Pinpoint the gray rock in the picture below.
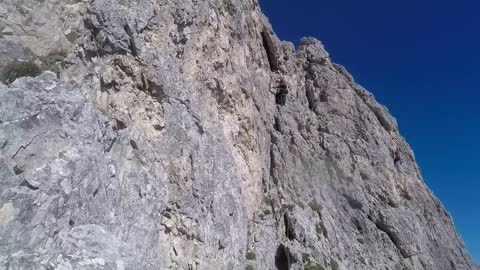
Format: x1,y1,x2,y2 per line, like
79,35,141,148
0,0,87,56
0,0,478,270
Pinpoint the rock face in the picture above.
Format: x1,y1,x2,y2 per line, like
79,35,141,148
0,0,478,270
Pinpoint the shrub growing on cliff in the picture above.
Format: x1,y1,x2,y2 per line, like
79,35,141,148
315,222,327,238
394,264,411,270
13,164,25,175
1,61,42,84
39,50,67,76
308,199,321,212
330,259,339,270
246,251,256,260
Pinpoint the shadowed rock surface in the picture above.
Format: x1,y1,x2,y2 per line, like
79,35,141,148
0,0,478,269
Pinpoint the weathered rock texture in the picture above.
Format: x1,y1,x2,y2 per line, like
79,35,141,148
0,0,478,270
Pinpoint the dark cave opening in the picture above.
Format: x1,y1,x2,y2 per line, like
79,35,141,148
275,244,290,270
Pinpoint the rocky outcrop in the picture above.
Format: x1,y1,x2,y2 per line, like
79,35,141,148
0,0,478,269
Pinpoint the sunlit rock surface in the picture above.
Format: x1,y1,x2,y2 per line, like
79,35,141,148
0,0,477,269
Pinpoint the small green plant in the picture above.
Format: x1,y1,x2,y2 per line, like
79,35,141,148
303,254,325,270
302,253,310,263
246,251,256,260
39,50,67,76
1,61,42,84
245,265,254,270
308,199,321,212
394,264,411,270
258,208,272,220
304,262,325,270
263,197,273,206
13,164,25,175
330,259,339,270
315,222,327,237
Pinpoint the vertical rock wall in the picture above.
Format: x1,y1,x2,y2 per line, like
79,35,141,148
0,0,477,269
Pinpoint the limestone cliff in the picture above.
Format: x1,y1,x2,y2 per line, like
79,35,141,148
0,0,478,269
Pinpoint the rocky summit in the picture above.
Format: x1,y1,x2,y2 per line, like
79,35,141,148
0,0,477,269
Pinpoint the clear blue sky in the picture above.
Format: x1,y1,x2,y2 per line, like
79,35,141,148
260,0,479,263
